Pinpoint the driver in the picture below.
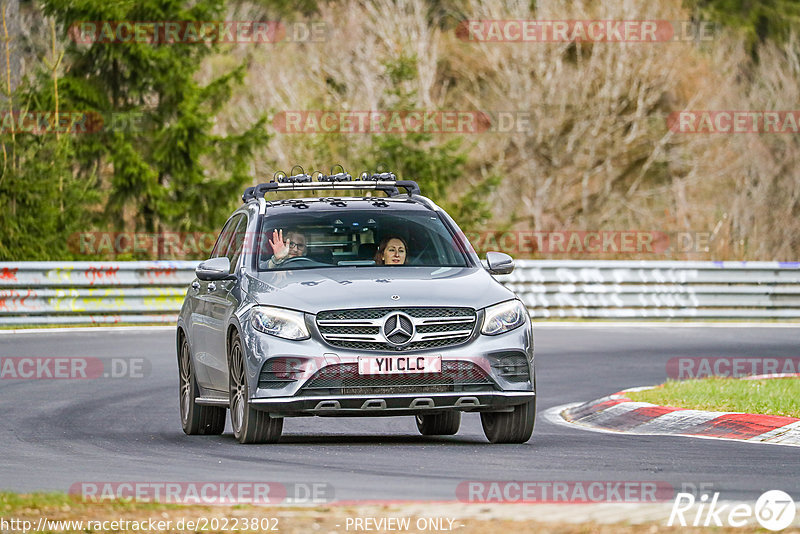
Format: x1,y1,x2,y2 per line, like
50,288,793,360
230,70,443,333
266,229,307,268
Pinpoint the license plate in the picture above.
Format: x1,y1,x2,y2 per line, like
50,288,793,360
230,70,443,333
357,355,442,375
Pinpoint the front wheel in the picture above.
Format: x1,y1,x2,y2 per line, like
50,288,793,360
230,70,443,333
480,398,536,444
179,336,225,435
229,332,283,444
415,412,461,436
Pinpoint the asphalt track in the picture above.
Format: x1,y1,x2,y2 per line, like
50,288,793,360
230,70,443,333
1,325,798,503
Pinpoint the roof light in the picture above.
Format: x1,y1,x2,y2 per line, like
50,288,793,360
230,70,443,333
358,171,396,181
241,165,420,202
321,164,351,182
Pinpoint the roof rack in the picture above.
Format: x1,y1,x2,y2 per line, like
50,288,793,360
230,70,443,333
242,167,421,202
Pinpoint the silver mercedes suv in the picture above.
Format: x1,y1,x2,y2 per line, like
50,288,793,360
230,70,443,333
176,170,535,444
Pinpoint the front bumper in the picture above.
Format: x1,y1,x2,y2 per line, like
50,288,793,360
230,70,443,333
238,307,535,417
250,390,535,417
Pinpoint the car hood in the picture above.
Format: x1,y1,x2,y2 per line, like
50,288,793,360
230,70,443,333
243,266,515,313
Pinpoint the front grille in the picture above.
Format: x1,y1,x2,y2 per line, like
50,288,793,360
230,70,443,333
319,326,381,336
316,307,477,352
297,361,496,396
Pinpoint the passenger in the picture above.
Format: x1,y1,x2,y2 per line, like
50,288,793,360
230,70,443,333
267,229,307,268
374,236,408,265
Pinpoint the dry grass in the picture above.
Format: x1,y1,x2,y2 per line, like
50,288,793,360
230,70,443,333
207,0,800,261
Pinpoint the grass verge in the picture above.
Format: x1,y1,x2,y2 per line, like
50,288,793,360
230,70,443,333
626,378,800,417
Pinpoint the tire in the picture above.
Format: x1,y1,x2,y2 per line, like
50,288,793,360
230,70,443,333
480,398,536,444
179,335,226,435
229,332,283,444
415,412,461,436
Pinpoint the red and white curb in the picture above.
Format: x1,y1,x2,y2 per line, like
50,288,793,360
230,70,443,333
551,381,800,447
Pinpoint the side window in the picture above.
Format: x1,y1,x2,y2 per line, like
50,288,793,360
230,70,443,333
226,216,248,273
210,215,240,259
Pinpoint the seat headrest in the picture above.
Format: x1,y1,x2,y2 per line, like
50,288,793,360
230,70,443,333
358,243,378,260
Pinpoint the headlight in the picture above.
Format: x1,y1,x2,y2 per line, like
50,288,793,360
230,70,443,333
481,300,527,335
251,306,310,340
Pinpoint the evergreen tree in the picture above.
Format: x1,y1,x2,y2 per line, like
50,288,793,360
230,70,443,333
40,0,268,245
0,4,97,260
686,0,800,56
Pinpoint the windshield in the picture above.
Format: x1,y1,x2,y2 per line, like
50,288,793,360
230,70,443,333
254,209,471,271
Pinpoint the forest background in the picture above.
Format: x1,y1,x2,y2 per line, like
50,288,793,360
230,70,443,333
1,0,799,261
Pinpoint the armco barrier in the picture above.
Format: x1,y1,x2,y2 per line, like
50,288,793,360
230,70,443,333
0,262,196,325
496,260,800,318
0,260,798,325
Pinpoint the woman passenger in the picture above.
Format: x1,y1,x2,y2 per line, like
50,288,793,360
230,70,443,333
374,236,408,265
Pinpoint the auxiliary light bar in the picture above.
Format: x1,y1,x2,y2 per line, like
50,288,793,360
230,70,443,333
241,167,419,202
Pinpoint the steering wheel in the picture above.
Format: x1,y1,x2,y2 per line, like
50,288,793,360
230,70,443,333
280,256,312,265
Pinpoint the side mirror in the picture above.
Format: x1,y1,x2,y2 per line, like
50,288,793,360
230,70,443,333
485,251,515,275
196,257,234,281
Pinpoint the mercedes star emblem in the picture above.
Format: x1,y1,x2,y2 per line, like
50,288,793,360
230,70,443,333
382,312,414,346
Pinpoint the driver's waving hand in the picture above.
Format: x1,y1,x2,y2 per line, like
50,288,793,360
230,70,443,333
267,229,307,268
